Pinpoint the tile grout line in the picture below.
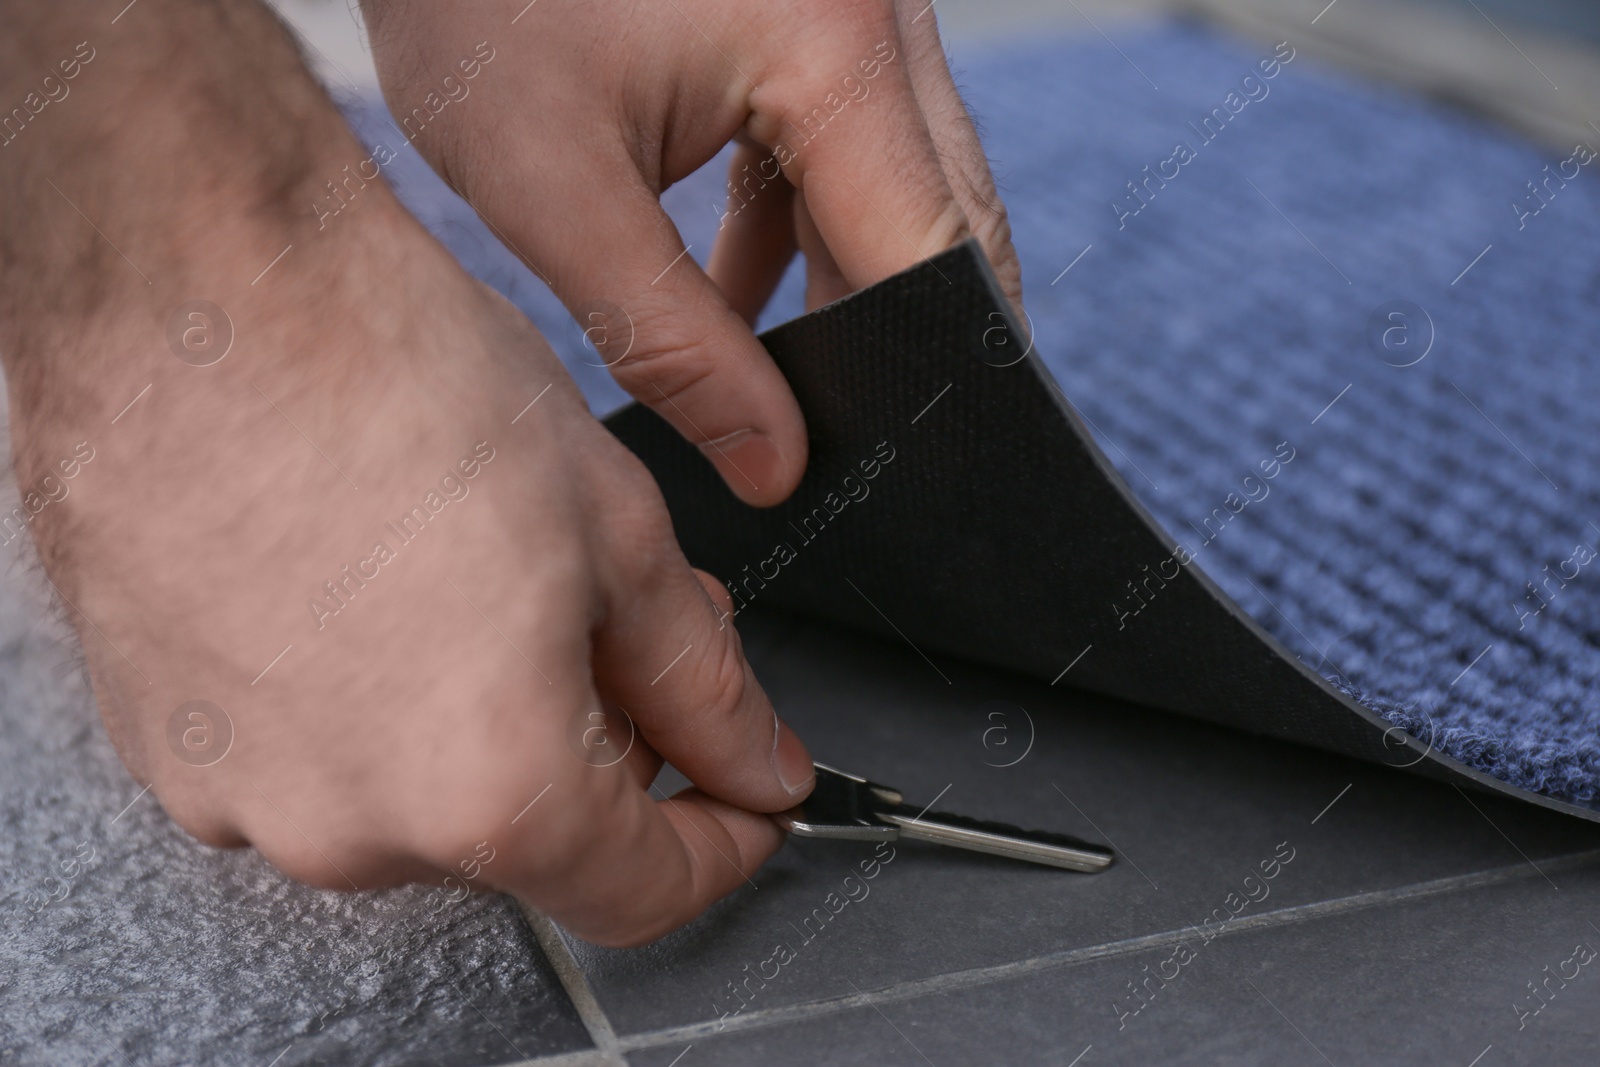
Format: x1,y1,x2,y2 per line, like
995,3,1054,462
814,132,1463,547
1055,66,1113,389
520,906,630,1067
615,847,1600,1053
501,1049,619,1067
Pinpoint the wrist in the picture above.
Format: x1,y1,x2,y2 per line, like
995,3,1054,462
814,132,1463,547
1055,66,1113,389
0,0,383,379
0,0,426,469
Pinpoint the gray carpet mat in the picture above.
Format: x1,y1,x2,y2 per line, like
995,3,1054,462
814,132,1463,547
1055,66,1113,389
0,448,590,1060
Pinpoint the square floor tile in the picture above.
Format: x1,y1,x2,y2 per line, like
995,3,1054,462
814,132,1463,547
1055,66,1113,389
566,611,1600,1040
622,851,1600,1065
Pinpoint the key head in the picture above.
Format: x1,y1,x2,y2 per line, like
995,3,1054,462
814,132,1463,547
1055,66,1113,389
775,764,1114,873
775,763,900,840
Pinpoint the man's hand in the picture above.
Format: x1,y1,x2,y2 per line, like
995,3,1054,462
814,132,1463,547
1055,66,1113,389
0,0,811,946
362,0,1024,506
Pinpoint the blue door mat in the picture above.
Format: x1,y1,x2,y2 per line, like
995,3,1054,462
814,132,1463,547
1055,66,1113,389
356,22,1600,815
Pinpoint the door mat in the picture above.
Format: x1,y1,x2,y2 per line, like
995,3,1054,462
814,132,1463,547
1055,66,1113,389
605,237,1599,821
362,24,1600,817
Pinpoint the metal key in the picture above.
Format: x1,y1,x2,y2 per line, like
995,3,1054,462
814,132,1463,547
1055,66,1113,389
776,763,1113,873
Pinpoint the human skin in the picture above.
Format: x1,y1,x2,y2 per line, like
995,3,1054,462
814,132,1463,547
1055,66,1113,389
0,0,1019,945
360,0,1025,504
0,0,814,947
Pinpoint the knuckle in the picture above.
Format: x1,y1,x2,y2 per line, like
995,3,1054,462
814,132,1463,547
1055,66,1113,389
514,804,590,876
497,780,619,884
415,822,502,881
675,631,754,738
970,201,1021,274
615,515,681,588
921,196,974,255
747,11,899,145
241,798,387,891
253,830,353,891
158,786,244,849
606,322,720,417
599,514,680,600
692,568,737,616
966,197,1023,301
404,758,583,878
584,451,682,568
964,179,1012,247
627,493,680,558
974,213,1016,270
604,448,674,517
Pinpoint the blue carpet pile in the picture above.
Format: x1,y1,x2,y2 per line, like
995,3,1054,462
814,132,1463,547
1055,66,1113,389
347,22,1600,807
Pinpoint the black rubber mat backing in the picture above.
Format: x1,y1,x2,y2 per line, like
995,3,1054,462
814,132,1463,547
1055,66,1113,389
604,240,1596,823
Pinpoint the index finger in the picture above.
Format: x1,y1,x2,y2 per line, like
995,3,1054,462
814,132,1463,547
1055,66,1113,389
747,20,970,289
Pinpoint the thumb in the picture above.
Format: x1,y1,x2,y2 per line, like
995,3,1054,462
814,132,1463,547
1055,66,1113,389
535,169,808,506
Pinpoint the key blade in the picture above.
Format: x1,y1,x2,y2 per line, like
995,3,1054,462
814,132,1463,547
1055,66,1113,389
879,809,1113,873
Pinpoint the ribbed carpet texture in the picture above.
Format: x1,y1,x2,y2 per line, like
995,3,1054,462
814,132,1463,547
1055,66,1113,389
346,23,1600,806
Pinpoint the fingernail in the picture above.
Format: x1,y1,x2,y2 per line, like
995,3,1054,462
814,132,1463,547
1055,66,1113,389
701,430,781,499
771,716,814,797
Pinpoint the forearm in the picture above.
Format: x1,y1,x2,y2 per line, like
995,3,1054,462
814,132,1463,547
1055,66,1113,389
0,1,373,408
0,0,824,946
0,0,426,519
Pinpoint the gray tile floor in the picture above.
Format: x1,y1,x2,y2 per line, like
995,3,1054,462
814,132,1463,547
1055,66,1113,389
517,611,1600,1066
10,3,1598,1064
